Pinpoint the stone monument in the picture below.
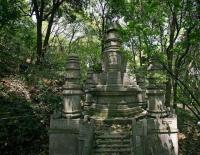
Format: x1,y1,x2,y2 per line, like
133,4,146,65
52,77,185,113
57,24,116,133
49,22,178,155
49,54,83,155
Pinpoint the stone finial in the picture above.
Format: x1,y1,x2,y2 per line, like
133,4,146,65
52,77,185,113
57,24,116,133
135,66,146,90
103,22,122,72
134,66,147,109
147,57,164,89
85,67,95,90
84,67,95,109
146,56,167,117
62,54,83,118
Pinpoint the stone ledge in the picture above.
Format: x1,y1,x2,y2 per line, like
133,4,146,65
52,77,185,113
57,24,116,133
49,128,79,134
148,128,179,134
50,117,81,129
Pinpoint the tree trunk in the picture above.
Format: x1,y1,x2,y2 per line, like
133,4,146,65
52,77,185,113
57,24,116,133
36,19,43,64
34,0,44,64
101,14,105,54
138,35,142,66
33,0,64,64
43,4,57,56
130,39,136,66
165,77,173,107
165,12,176,107
173,72,178,108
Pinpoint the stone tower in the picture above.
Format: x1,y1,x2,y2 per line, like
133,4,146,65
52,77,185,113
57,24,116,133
49,22,178,155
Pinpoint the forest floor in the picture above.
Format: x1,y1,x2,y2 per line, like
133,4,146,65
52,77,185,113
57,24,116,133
0,72,199,155
177,108,200,155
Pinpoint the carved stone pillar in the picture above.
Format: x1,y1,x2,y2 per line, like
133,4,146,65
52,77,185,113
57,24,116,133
104,23,123,85
62,54,83,118
135,66,146,90
84,67,95,110
49,55,83,155
146,57,167,117
135,66,147,109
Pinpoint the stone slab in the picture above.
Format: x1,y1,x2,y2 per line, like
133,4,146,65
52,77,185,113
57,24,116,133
49,118,81,155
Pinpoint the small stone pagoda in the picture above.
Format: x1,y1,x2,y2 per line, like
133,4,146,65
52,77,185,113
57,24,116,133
49,22,178,155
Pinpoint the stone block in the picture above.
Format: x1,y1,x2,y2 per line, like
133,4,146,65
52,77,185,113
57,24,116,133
62,95,82,118
146,117,178,155
49,118,80,155
106,71,122,85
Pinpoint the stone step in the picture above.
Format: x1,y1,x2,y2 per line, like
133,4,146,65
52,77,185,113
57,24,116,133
93,124,132,155
90,114,146,125
94,131,131,135
95,144,130,148
95,127,130,130
94,148,131,153
94,153,130,155
94,153,131,155
95,134,131,139
96,139,130,144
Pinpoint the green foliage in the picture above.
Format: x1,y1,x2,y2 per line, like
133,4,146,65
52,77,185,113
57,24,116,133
0,93,48,155
0,0,36,76
0,69,62,154
0,0,24,27
177,108,200,155
0,20,36,76
109,0,200,118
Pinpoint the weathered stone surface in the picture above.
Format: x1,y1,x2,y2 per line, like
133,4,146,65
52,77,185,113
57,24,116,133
62,54,83,118
106,71,122,85
49,118,80,155
84,67,95,109
92,121,132,155
92,73,107,86
103,23,122,72
146,56,167,118
79,119,94,155
145,116,178,155
49,54,84,155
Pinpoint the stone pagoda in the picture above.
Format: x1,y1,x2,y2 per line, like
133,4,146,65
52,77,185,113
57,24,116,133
49,22,178,155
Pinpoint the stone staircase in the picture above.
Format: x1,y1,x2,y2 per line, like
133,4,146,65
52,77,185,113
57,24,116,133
92,123,132,155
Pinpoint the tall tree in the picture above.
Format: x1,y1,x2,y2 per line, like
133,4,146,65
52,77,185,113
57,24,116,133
86,0,110,54
31,0,84,64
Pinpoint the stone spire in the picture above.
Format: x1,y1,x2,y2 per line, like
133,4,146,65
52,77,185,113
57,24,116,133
146,56,167,118
135,66,146,90
62,54,83,118
84,67,95,110
103,22,125,85
103,22,122,72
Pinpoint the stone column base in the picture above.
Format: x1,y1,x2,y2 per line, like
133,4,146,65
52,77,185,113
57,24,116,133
49,117,80,155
